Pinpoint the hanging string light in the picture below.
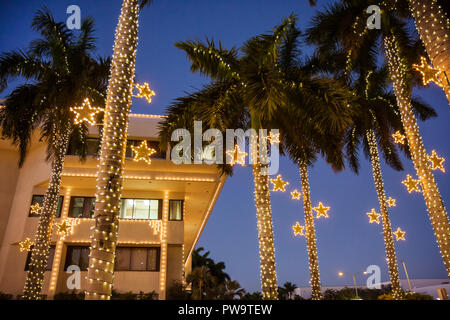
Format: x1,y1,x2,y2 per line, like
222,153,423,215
70,98,102,125
366,208,382,224
392,131,406,144
19,238,35,252
312,202,330,219
290,189,301,200
133,82,156,103
30,203,42,216
226,145,247,166
269,174,289,192
393,227,406,241
267,132,280,144
402,174,421,193
131,141,156,164
291,222,305,237
428,150,445,172
386,197,397,208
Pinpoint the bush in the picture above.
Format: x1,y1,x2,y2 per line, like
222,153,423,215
54,290,85,300
0,291,13,300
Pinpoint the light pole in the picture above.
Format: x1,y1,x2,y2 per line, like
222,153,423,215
338,270,367,299
401,260,413,292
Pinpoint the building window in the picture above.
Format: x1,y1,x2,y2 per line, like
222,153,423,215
29,195,63,218
25,245,55,271
115,247,160,271
169,200,183,221
126,139,166,159
64,246,90,271
69,197,95,218
119,199,162,220
67,137,100,157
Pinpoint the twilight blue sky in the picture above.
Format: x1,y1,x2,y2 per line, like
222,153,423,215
0,0,448,292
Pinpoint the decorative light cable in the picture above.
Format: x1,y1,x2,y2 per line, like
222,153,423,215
85,0,140,300
298,162,322,300
251,135,278,300
384,34,450,276
366,129,403,298
159,191,169,299
409,0,450,102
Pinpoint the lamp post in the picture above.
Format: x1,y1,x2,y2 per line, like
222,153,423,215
338,270,367,299
401,260,413,292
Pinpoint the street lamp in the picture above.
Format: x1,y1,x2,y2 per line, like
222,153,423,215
338,270,367,299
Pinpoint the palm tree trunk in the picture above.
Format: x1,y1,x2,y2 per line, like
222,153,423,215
408,0,450,101
22,124,71,299
252,162,278,300
298,162,322,300
85,0,140,300
384,35,450,276
366,130,403,299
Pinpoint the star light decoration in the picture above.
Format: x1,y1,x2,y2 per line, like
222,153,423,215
428,150,445,173
366,208,381,224
313,202,330,219
131,141,156,165
392,131,406,144
413,56,448,89
30,203,41,215
290,189,301,200
267,132,280,144
291,222,305,237
393,227,406,241
134,82,156,103
70,98,102,125
226,145,247,166
402,174,421,193
55,219,73,239
19,238,34,252
386,197,397,207
270,175,289,192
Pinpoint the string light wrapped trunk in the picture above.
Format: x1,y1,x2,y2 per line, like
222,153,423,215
384,35,450,276
408,0,450,102
22,124,72,299
85,0,140,300
366,129,403,299
298,162,322,300
251,138,278,299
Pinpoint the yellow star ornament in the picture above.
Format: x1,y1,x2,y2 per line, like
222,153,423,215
30,203,41,215
270,175,289,192
19,238,34,252
226,145,247,166
402,174,421,193
55,219,73,238
428,150,445,173
393,227,406,241
70,98,102,125
291,222,305,237
267,131,280,144
134,82,156,103
413,56,445,87
313,202,330,219
131,141,156,165
392,131,406,144
290,189,301,200
386,197,396,207
366,209,381,224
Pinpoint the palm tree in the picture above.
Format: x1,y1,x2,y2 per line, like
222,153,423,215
186,266,216,300
85,0,153,300
222,280,245,300
160,16,354,299
402,0,450,100
343,67,436,299
0,9,109,299
306,0,450,278
281,282,297,300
